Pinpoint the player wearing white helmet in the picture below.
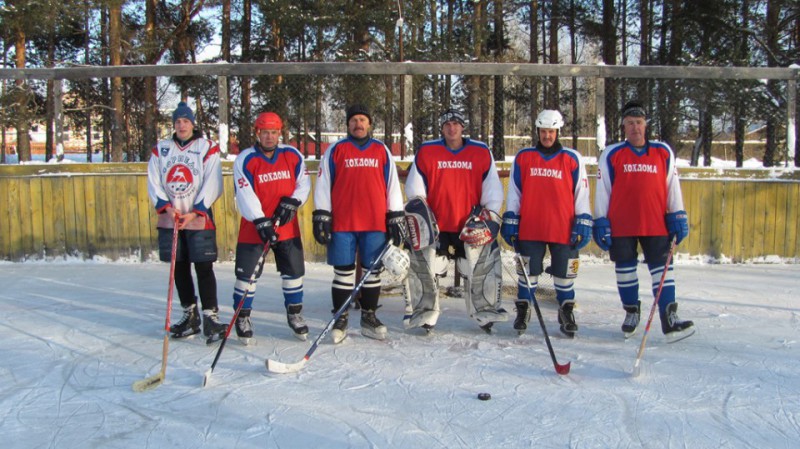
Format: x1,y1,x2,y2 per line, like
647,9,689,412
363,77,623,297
502,109,592,337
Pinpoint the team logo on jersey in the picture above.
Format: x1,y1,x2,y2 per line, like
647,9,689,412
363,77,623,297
528,167,563,179
258,170,292,183
160,147,170,157
623,163,658,173
437,160,472,170
166,164,194,197
344,157,379,168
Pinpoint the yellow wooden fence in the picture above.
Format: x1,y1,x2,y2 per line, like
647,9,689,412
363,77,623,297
1,162,798,262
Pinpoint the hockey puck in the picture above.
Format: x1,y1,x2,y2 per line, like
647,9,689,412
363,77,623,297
477,392,491,401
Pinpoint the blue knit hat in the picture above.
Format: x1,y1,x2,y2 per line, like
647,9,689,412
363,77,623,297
172,101,195,124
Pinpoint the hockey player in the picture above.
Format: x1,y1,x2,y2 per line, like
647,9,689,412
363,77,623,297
147,101,226,341
312,104,406,343
231,112,311,344
593,101,695,343
501,109,592,338
404,108,506,333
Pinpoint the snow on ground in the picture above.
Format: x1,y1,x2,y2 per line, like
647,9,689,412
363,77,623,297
0,259,798,448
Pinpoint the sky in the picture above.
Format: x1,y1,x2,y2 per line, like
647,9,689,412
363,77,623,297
0,253,798,448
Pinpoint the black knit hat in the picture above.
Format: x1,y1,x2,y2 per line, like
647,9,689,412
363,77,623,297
346,104,372,124
622,101,647,118
439,108,466,128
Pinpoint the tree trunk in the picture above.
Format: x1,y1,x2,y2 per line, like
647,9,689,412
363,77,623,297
143,0,158,160
109,0,125,162
529,0,538,143
14,28,31,163
548,0,559,108
239,0,252,150
492,0,505,160
602,0,617,142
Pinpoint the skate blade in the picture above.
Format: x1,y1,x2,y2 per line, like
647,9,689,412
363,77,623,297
292,332,308,342
171,330,200,340
665,328,695,344
361,328,387,341
238,336,255,346
623,329,638,339
331,329,347,344
479,323,494,334
205,333,225,345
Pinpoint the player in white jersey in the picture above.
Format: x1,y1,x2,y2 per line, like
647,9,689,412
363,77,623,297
147,101,225,340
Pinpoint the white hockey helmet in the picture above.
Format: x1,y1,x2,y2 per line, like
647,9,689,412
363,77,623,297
535,109,564,130
382,245,410,278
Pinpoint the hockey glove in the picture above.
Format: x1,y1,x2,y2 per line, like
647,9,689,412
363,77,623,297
312,210,333,245
570,213,593,251
253,217,279,246
500,211,520,248
460,206,501,247
665,210,689,245
593,217,612,251
273,196,302,226
386,210,408,247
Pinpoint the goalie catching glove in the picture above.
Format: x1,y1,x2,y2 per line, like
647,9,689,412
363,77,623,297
459,206,501,247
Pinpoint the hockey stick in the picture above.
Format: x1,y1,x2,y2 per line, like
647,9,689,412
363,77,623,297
512,252,571,375
632,236,677,377
133,216,179,392
266,242,393,374
203,243,271,387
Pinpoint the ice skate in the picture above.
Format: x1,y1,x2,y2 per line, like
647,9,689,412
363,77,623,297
331,311,349,344
235,308,254,346
661,303,695,343
622,302,641,339
286,304,309,341
513,300,530,335
360,309,388,341
203,308,227,344
170,304,200,339
558,302,578,338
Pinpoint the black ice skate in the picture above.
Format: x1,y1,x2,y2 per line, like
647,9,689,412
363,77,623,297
622,302,641,339
360,309,388,341
170,304,200,339
331,311,349,344
286,304,309,341
235,308,254,346
203,308,227,344
661,303,695,343
558,301,578,338
514,300,531,335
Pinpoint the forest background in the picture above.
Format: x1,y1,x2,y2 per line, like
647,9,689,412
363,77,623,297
0,0,798,167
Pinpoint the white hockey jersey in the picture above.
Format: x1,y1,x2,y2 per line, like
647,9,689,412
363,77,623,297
147,135,223,230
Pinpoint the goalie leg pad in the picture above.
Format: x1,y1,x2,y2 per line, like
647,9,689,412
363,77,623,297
404,197,439,251
461,243,507,325
405,246,440,328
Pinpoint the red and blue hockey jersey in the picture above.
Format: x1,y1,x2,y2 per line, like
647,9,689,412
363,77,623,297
506,145,590,244
594,140,685,237
233,144,311,244
405,138,503,233
313,137,403,232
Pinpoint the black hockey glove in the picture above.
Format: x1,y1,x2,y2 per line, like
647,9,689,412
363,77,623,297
273,196,302,226
386,210,408,247
312,210,333,245
253,217,279,246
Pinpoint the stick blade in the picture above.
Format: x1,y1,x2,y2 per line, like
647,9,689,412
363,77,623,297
631,360,643,377
555,361,571,375
132,373,164,392
266,358,306,374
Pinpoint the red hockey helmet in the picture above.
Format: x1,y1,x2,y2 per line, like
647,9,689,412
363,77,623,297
254,112,283,132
